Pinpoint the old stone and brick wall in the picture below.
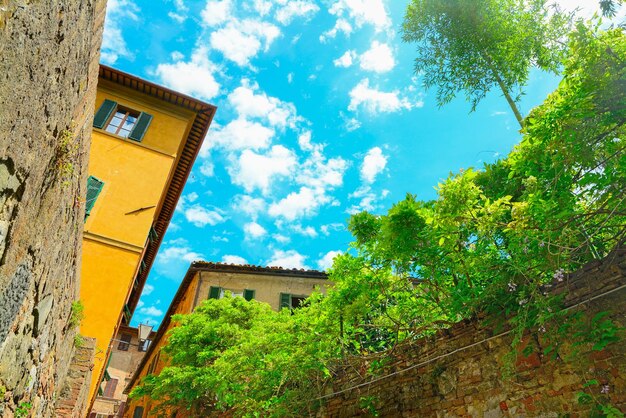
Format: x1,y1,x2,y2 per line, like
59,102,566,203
0,0,106,416
54,338,96,418
323,248,626,417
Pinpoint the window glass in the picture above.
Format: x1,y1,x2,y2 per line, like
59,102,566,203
219,288,244,298
117,333,131,351
105,107,139,138
291,296,306,309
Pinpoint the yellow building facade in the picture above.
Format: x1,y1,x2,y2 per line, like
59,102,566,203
80,65,216,410
123,263,329,418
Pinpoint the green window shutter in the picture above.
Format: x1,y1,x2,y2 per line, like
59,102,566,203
243,289,255,301
128,112,153,142
123,304,132,323
85,176,104,220
149,226,158,243
93,99,117,129
209,286,221,299
280,293,291,309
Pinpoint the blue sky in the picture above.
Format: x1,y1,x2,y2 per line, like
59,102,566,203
103,0,613,327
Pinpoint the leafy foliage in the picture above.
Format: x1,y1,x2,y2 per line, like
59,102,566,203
132,24,625,417
401,0,573,125
600,0,624,17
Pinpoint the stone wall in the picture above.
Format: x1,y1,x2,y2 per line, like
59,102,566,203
0,0,106,416
323,248,626,417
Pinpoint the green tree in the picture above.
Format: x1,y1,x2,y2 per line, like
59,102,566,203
600,0,623,17
402,0,572,127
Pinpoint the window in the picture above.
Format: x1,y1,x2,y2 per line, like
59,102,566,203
85,176,104,220
280,293,307,310
93,99,153,142
105,107,139,138
117,333,131,351
132,406,144,418
147,351,160,375
208,286,255,301
103,377,118,398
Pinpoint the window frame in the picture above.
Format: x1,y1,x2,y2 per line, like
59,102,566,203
104,106,140,139
117,333,132,351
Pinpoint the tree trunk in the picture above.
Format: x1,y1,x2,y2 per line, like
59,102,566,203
493,74,524,129
481,52,525,128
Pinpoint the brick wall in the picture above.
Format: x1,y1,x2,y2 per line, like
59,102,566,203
323,248,626,417
54,338,96,418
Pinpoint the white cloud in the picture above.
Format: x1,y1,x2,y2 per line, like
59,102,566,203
155,240,203,279
273,233,290,243
142,284,154,296
139,306,163,317
233,195,267,219
228,81,297,129
253,0,274,15
266,249,308,269
348,78,412,113
360,41,395,73
199,160,215,177
205,118,275,151
222,254,248,265
101,0,140,64
318,250,342,270
155,47,220,100
320,223,344,236
168,0,189,23
232,195,267,219
287,72,294,83
201,0,232,26
333,50,357,68
345,117,361,131
298,131,313,151
184,205,226,227
276,1,320,24
361,146,387,183
319,18,352,42
186,192,199,203
268,187,329,221
229,145,297,194
297,151,347,190
292,225,317,237
168,12,186,23
328,0,391,32
244,221,268,239
210,19,280,66
170,51,184,61
347,184,387,214
157,244,202,263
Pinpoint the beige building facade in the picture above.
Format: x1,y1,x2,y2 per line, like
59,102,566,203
88,325,156,418
123,262,329,418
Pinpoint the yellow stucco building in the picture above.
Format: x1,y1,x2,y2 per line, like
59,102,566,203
123,262,329,418
80,65,216,410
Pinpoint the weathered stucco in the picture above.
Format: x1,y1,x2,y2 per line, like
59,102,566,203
0,0,106,416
